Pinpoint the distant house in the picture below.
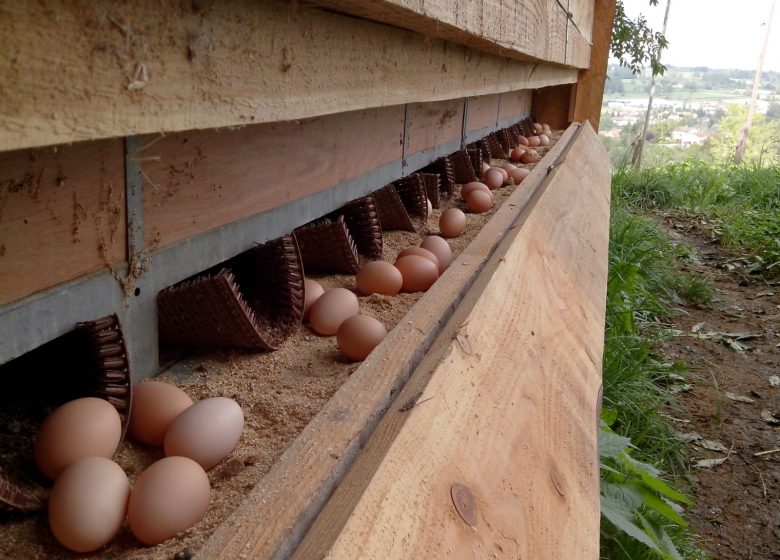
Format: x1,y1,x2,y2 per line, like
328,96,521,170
671,128,709,146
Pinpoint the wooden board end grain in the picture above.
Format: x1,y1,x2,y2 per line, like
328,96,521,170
294,121,610,559
195,124,582,560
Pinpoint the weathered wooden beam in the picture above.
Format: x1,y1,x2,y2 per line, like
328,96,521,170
572,0,618,128
0,0,577,152
307,0,590,69
195,124,583,560
294,122,610,559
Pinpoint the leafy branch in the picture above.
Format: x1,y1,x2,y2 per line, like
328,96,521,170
612,0,669,76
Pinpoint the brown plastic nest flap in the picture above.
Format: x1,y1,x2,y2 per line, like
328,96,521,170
295,217,363,274
451,149,478,184
466,145,484,178
497,129,512,154
331,195,383,262
0,314,131,512
419,173,440,209
158,236,305,350
392,174,429,220
486,132,506,159
420,156,455,198
373,185,415,232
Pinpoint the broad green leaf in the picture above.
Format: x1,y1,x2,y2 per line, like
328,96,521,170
601,493,662,554
599,426,633,460
601,481,643,511
635,484,687,527
637,512,683,560
601,407,618,426
620,456,692,504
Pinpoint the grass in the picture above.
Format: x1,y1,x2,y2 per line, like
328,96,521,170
612,162,780,273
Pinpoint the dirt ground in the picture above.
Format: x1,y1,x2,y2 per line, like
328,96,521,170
655,214,780,560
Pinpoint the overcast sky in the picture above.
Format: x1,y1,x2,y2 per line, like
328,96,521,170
620,0,780,72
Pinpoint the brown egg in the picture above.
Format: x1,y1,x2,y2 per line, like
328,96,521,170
49,457,129,552
509,167,531,184
480,162,491,175
164,397,245,470
128,381,193,447
337,315,387,361
395,256,439,292
494,167,509,184
303,279,325,321
483,168,503,190
533,122,543,133
501,162,517,173
517,136,530,146
420,236,452,273
34,397,122,480
426,198,433,219
439,208,466,238
509,148,526,162
460,182,492,200
356,261,403,296
396,247,439,270
127,456,210,546
527,135,541,147
520,150,540,164
539,134,550,146
308,288,360,335
466,190,493,213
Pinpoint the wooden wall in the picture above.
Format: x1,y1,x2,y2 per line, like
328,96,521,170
0,140,126,306
0,0,578,152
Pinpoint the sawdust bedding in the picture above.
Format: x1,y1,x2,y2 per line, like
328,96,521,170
0,133,560,559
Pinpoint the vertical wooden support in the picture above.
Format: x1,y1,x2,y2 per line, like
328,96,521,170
572,0,618,128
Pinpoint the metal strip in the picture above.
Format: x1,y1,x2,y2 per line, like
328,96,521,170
401,104,411,174
461,98,470,148
124,136,144,260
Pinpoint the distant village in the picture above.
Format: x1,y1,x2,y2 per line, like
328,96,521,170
599,65,780,164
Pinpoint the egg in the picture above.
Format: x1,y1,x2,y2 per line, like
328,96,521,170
460,182,492,200
466,190,493,213
500,162,516,172
395,256,439,292
520,150,540,164
517,136,530,146
495,167,509,184
539,134,550,146
127,456,210,546
303,279,325,321
420,236,452,273
439,208,466,238
337,315,387,361
483,168,503,190
527,135,541,147
128,381,193,447
164,397,244,470
356,261,403,296
480,162,490,175
533,122,543,133
510,148,526,162
48,457,129,552
308,288,360,335
396,247,439,270
509,167,531,183
426,198,433,218
34,397,122,480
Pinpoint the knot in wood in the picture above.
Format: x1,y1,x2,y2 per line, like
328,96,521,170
450,483,477,527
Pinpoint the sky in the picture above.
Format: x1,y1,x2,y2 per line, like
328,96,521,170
619,0,780,72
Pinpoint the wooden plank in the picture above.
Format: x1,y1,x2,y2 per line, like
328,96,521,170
406,100,464,156
570,0,596,42
466,94,500,133
0,0,578,153
305,0,588,69
572,0,617,128
195,124,582,560
0,140,126,306
141,107,404,250
295,121,610,559
497,90,532,122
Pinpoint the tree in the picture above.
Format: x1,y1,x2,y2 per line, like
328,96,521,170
611,1,669,77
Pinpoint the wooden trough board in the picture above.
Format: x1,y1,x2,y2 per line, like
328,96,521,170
197,122,610,559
